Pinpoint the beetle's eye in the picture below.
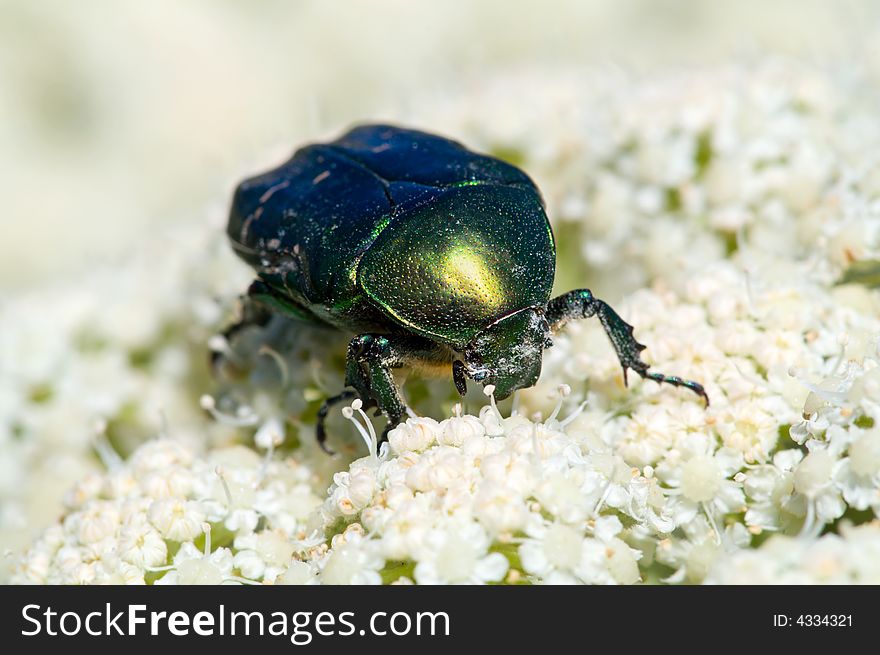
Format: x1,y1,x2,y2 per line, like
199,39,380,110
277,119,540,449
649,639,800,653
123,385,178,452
544,337,554,349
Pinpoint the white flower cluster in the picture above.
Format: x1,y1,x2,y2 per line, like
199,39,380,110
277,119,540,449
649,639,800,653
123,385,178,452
311,262,880,583
527,259,880,582
706,522,880,584
0,223,350,580
12,438,323,585
306,61,880,583
0,226,249,577
314,394,651,584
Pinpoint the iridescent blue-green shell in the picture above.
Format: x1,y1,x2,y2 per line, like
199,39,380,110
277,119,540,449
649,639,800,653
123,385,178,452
227,124,555,348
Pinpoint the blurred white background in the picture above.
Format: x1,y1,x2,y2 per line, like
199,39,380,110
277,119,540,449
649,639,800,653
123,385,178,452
1,0,879,289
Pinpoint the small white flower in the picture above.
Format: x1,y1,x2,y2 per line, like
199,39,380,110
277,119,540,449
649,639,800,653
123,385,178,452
838,429,880,511
679,455,724,503
388,417,440,454
75,502,121,545
413,524,507,585
848,429,880,478
533,469,590,524
142,468,194,500
277,560,319,585
664,449,745,531
147,499,206,542
254,417,285,450
792,448,846,535
715,402,778,464
616,405,673,467
118,521,168,568
793,450,836,498
233,549,266,580
520,522,586,582
255,529,296,568
473,481,529,535
318,535,383,585
707,523,880,584
174,547,235,586
438,415,485,446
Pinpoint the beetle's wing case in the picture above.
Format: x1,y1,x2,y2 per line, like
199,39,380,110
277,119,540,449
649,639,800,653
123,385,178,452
227,142,392,308
358,184,555,349
227,124,551,333
330,124,539,195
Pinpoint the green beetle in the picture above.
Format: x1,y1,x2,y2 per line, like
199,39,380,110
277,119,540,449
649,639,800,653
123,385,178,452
225,124,707,450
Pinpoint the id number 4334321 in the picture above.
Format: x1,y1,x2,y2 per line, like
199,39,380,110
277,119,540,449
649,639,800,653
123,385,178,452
773,615,852,627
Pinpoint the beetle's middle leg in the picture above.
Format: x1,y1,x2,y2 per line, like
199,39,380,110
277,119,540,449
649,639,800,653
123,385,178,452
546,289,709,405
212,279,320,371
341,333,450,444
315,390,377,454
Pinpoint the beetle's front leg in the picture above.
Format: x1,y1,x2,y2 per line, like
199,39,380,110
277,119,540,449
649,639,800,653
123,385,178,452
311,349,385,455
340,333,452,445
546,289,709,405
347,336,405,430
343,334,409,444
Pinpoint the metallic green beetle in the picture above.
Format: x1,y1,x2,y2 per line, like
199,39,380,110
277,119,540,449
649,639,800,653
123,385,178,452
225,124,707,450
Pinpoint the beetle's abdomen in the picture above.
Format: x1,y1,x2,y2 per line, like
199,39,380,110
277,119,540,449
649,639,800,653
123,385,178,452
358,184,555,348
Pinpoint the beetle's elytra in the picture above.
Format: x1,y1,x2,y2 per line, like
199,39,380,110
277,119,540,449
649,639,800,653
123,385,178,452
225,124,707,450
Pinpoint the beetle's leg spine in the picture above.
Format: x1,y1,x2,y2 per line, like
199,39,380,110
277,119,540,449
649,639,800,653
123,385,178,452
546,289,709,406
643,372,709,406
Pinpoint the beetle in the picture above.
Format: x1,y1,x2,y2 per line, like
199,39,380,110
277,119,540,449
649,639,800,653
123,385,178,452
225,124,707,451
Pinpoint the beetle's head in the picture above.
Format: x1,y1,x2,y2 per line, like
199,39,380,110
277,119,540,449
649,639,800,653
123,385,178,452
458,307,551,400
